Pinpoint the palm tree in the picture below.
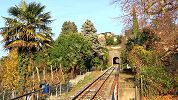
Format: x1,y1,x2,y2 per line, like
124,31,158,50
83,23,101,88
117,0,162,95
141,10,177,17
0,1,53,92
1,1,53,52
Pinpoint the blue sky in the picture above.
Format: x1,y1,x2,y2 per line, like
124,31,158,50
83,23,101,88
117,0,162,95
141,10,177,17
0,0,124,58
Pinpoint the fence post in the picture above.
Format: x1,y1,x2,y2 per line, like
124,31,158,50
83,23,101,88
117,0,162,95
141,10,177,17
60,83,62,95
135,86,137,100
37,92,39,100
12,90,15,99
67,83,69,93
67,75,69,93
56,85,58,97
140,76,143,100
3,91,5,100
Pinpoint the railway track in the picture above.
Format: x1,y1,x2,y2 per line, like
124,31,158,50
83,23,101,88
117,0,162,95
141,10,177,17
72,66,116,100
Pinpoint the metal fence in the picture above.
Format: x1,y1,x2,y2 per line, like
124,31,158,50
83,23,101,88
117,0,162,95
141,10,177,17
0,82,72,100
0,90,12,100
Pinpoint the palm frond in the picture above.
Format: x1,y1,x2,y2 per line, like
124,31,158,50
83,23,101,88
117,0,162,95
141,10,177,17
5,40,27,48
1,1,53,52
36,34,51,42
44,43,52,48
27,42,39,48
8,6,20,17
19,0,27,12
28,2,45,16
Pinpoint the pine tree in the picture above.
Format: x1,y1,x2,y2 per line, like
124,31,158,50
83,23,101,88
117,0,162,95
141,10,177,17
61,21,78,34
132,7,139,38
81,20,107,70
81,19,97,35
81,20,101,53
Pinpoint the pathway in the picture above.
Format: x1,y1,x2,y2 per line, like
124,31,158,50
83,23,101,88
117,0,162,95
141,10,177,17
118,73,136,100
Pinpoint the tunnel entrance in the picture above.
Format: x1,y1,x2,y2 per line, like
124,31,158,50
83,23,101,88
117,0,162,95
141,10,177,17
113,57,119,64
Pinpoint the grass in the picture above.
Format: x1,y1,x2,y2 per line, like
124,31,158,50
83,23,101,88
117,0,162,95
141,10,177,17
61,71,102,99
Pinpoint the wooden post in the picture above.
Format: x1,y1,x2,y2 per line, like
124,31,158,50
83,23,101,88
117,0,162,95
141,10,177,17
67,82,69,93
140,76,143,100
32,71,35,100
3,91,5,100
43,67,46,80
60,83,62,95
14,91,16,99
12,90,14,99
56,85,58,97
51,65,54,83
37,92,39,100
36,67,40,82
135,86,137,100
67,74,69,93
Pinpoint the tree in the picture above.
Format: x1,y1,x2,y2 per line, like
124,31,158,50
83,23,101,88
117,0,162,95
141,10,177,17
1,1,53,51
116,35,122,44
81,20,107,70
132,7,139,38
106,36,114,45
81,19,103,53
0,1,53,92
61,21,78,34
113,0,177,17
50,33,93,79
112,0,177,30
113,0,178,96
1,48,20,91
81,20,97,34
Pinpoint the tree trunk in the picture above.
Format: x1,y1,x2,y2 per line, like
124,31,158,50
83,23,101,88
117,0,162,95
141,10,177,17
70,65,74,79
76,64,79,77
60,64,65,81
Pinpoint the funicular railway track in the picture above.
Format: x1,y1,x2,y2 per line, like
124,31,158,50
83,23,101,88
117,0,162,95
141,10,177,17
72,66,116,100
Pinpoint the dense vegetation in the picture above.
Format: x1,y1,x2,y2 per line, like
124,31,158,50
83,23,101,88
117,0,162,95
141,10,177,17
0,0,177,99
0,1,109,97
0,1,53,94
114,0,178,98
105,35,122,46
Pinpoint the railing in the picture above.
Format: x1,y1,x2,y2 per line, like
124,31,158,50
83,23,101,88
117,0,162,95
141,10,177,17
13,82,65,100
0,82,68,100
0,90,13,100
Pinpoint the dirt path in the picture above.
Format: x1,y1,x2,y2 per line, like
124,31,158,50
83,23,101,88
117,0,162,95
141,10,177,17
118,73,136,100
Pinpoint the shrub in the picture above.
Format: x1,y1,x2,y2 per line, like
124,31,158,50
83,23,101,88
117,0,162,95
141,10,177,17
106,36,114,45
141,65,174,95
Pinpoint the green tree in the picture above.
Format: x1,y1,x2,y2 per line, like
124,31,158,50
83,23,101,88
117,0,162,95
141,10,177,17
61,21,78,34
81,20,99,53
106,36,114,45
81,19,97,35
81,20,107,70
0,1,53,92
132,7,139,38
118,35,122,43
50,33,93,79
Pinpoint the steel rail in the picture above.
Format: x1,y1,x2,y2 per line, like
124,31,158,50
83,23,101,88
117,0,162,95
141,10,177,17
72,66,115,100
91,66,115,99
